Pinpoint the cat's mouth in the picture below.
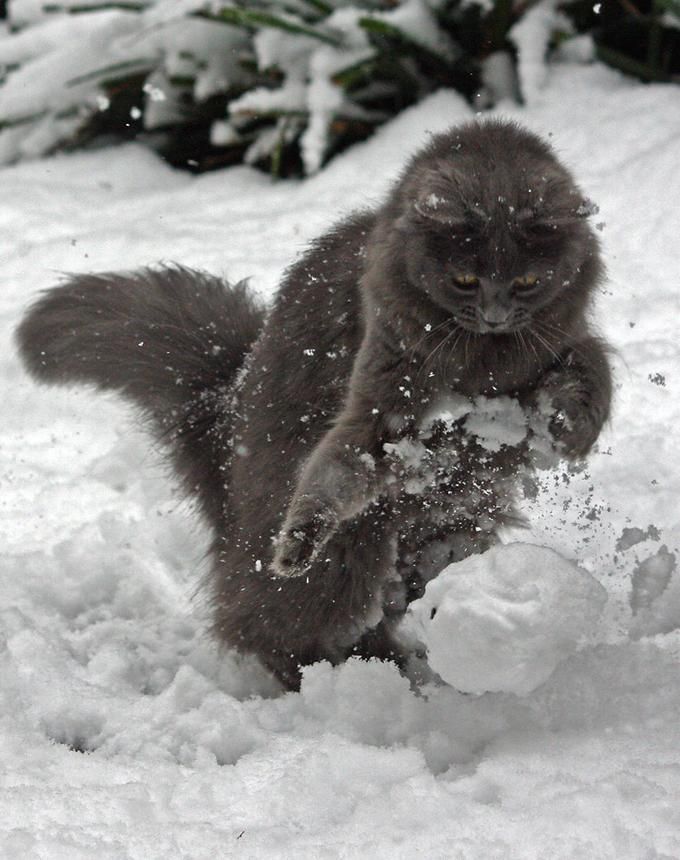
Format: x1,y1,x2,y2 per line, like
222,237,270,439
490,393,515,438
454,316,529,335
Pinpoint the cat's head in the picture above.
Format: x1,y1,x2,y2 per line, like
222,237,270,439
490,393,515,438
386,119,601,335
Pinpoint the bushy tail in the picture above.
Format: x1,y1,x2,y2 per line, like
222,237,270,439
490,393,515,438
16,265,266,529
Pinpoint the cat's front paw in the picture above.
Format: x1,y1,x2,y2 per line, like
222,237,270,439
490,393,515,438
271,500,338,578
545,384,602,458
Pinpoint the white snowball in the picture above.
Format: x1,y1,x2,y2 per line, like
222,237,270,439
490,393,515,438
407,543,607,696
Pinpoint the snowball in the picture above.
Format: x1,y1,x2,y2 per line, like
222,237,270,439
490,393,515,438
407,543,607,695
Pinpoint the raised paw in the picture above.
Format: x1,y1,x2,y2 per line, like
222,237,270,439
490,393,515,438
271,503,338,578
547,392,600,459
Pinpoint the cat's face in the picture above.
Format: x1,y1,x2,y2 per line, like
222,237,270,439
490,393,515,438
404,210,577,334
391,122,597,336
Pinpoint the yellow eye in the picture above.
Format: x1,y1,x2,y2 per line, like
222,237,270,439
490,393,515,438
454,274,479,290
513,275,539,291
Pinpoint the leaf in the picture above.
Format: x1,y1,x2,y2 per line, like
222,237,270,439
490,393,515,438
197,5,341,45
42,1,148,12
595,44,672,82
358,15,457,75
67,59,156,88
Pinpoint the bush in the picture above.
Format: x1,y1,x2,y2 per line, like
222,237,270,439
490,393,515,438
0,0,678,175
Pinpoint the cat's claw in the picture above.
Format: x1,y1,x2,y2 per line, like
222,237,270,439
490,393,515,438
271,506,337,578
271,528,317,578
536,371,603,460
547,393,600,458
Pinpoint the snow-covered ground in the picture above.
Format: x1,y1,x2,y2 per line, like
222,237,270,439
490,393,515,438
2,61,680,858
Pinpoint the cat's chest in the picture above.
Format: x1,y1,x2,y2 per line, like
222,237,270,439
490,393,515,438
430,341,541,398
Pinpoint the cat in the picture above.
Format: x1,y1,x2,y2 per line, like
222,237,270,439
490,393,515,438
17,119,612,690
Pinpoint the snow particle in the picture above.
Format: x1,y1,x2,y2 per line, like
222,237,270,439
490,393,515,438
576,199,600,217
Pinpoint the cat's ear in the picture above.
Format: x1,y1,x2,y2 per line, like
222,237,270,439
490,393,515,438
546,197,600,224
401,168,470,232
519,197,599,237
413,191,464,227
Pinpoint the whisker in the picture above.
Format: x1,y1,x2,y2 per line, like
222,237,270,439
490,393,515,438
417,327,458,383
513,330,521,365
463,330,471,368
437,328,460,377
520,328,541,368
526,325,562,365
444,331,464,376
515,329,532,372
409,317,455,359
534,319,592,364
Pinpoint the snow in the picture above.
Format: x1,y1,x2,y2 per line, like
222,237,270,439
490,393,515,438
407,543,607,695
2,60,680,856
384,393,555,497
509,0,572,105
0,11,142,123
0,3,249,164
368,0,459,62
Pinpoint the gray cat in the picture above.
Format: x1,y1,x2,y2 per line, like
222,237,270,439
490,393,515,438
17,119,612,689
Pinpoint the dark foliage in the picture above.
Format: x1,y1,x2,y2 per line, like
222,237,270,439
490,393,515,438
0,0,677,174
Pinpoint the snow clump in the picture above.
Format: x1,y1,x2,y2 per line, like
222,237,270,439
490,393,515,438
408,542,607,695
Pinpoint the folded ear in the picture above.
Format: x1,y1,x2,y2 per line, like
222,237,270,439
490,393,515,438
517,196,599,238
413,195,472,232
401,167,476,233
